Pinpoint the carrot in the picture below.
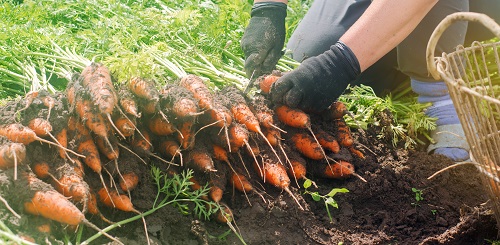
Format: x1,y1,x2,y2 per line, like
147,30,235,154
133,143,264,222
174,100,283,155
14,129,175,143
161,85,200,119
114,116,136,137
75,99,109,138
0,123,47,145
15,91,39,116
186,147,216,173
95,135,119,161
76,135,101,174
228,123,249,152
31,162,53,180
230,172,253,193
72,158,85,178
317,160,355,179
206,102,233,128
24,190,85,226
36,222,51,235
27,118,52,137
230,102,261,133
118,85,141,118
213,204,233,223
141,99,158,115
335,118,354,147
41,94,55,121
291,132,324,160
177,120,195,150
80,63,117,115
52,169,90,203
349,147,365,159
254,156,303,210
179,74,213,110
245,139,261,157
264,127,281,147
120,172,140,192
315,130,340,153
130,129,153,157
0,142,26,170
55,128,68,159
275,105,310,129
88,192,114,224
259,74,280,94
128,77,159,102
148,115,177,136
287,158,307,181
97,187,139,213
212,144,230,164
208,163,227,203
327,101,348,119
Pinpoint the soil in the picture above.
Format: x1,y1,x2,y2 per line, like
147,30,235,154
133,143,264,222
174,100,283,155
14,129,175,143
102,129,498,245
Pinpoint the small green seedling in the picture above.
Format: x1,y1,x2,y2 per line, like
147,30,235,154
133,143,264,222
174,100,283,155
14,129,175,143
303,179,349,223
431,209,437,215
411,187,424,207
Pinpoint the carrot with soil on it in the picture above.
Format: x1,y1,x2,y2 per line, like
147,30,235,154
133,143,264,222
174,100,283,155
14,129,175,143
229,170,266,204
254,155,304,210
186,146,216,173
118,85,141,118
275,104,311,129
315,129,340,153
326,101,349,120
23,172,121,243
161,84,201,119
258,72,282,94
119,172,140,192
128,77,160,102
335,118,354,148
158,137,183,165
179,74,214,110
291,132,324,160
0,123,83,157
127,129,175,166
148,114,178,136
55,128,68,159
113,116,136,138
41,94,55,121
88,192,114,224
14,91,39,119
95,135,119,161
349,147,365,159
208,165,227,203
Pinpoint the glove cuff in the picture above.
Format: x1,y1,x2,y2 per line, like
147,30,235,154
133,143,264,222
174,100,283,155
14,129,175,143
332,41,361,79
251,2,287,18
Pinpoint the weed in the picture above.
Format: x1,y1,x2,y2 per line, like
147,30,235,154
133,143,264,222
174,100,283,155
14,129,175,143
303,179,349,223
411,187,424,207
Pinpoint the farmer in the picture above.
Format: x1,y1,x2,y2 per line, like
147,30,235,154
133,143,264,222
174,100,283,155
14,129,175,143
241,0,500,162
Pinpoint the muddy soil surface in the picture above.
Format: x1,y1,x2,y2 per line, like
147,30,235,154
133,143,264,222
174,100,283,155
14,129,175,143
102,130,499,245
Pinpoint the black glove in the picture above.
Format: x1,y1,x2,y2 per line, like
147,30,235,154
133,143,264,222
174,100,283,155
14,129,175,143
241,2,287,78
270,41,361,113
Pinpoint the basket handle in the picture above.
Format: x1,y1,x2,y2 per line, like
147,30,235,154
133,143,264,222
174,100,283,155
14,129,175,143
426,12,500,80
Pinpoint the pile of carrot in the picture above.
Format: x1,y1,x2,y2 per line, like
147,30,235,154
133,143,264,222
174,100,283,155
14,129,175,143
0,65,367,244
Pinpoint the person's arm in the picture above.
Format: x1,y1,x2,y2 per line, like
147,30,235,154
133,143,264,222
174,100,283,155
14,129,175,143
341,0,438,72
271,0,439,113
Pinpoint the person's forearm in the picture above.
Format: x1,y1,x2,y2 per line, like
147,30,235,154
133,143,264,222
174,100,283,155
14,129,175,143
340,0,438,72
254,0,287,4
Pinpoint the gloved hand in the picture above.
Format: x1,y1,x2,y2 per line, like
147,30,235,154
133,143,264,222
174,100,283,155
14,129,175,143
241,2,287,78
270,41,361,113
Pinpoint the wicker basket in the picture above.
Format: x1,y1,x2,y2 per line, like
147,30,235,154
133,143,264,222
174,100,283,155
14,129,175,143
427,12,500,228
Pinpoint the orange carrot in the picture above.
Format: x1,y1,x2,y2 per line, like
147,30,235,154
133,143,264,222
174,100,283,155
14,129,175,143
114,116,135,137
161,85,200,119
259,74,280,94
349,147,365,159
177,121,195,150
317,160,355,179
31,162,52,179
228,123,249,152
230,172,253,193
55,128,68,159
120,172,140,192
179,74,213,110
275,105,310,129
24,190,85,226
206,102,233,128
212,145,230,164
287,158,307,181
213,204,233,223
130,130,153,157
253,157,304,210
264,127,281,147
208,164,227,203
231,102,261,133
0,124,44,145
52,170,90,203
128,77,159,102
327,101,348,119
148,115,177,136
118,85,141,118
159,138,181,158
186,147,216,173
0,142,26,170
335,119,354,147
291,132,324,160
75,99,109,138
27,118,53,137
97,187,139,213
80,63,117,115
315,130,340,153
88,192,114,224
95,135,119,161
